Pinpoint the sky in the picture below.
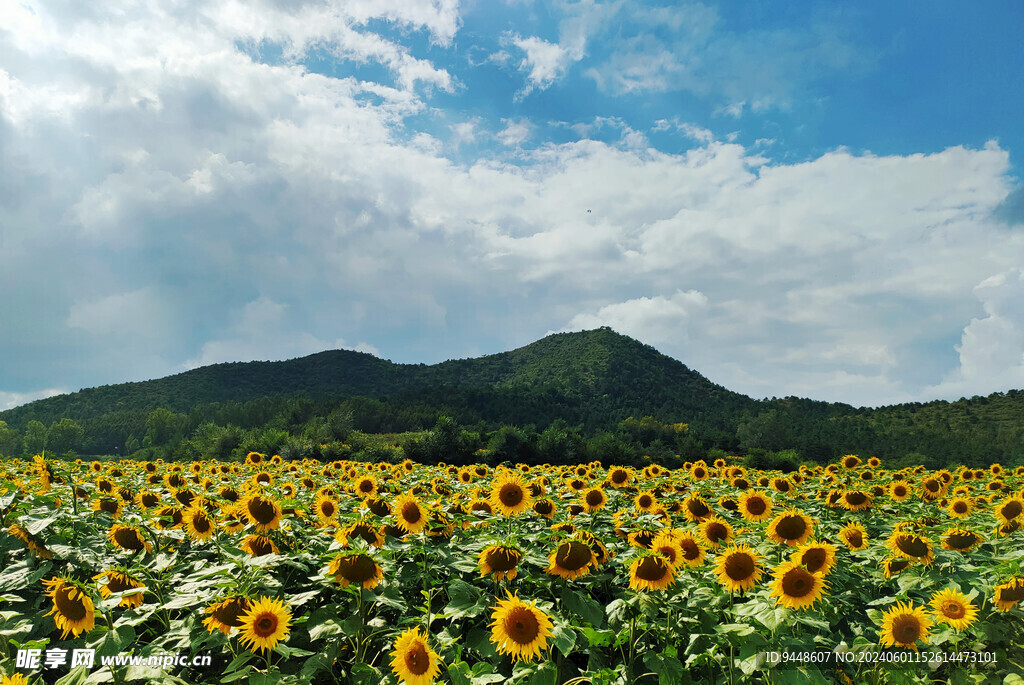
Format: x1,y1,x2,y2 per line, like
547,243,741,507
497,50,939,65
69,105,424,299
1,0,1023,410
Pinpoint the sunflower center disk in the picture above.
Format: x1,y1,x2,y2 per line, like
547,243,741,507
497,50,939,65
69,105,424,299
404,642,430,676
725,553,754,581
556,542,592,571
56,588,88,622
942,602,965,619
1002,501,1022,519
338,555,378,583
896,535,929,558
846,492,867,505
486,549,521,572
586,491,604,506
255,615,277,637
894,616,921,642
705,523,727,544
114,528,144,550
776,516,806,540
499,485,524,507
636,556,669,581
248,498,277,524
688,501,710,517
680,540,700,560
213,600,248,627
506,608,540,645
746,498,766,515
802,549,825,573
782,570,813,598
401,503,422,523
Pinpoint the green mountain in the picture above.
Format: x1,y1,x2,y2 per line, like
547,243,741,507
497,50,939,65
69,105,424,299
3,327,1024,465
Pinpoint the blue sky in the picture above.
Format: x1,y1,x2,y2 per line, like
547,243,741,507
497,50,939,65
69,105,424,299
1,0,1023,410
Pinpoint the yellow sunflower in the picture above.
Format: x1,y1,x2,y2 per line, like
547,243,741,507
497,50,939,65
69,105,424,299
879,601,932,650
629,553,676,592
840,490,873,512
240,534,279,557
941,527,982,554
94,569,145,608
328,552,384,589
581,487,608,513
202,596,252,634
790,540,837,576
634,491,657,512
393,493,428,535
237,596,292,653
336,520,385,549
184,506,217,542
241,493,283,532
738,491,773,523
607,467,632,488
886,530,935,565
769,561,828,610
488,593,554,663
929,588,978,631
42,577,96,639
995,496,1024,524
838,522,869,551
479,545,524,581
490,472,534,517
946,497,973,519
650,531,684,568
546,539,596,580
881,556,913,579
390,626,443,685
888,480,912,502
698,516,734,549
1,673,29,685
994,577,1024,612
714,544,763,594
313,494,339,523
766,510,815,547
107,524,153,553
682,495,713,522
674,531,706,567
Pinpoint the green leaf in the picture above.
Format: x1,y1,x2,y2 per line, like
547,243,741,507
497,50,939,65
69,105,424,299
550,623,576,657
308,620,343,640
581,626,614,647
55,667,91,685
561,586,604,627
444,579,490,620
447,661,472,685
643,650,684,685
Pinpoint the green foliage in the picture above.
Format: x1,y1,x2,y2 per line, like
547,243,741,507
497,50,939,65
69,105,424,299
23,419,47,455
0,420,20,457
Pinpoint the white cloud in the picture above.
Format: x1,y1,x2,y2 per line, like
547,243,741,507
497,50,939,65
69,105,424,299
510,34,574,99
559,290,710,345
0,388,68,412
497,118,534,146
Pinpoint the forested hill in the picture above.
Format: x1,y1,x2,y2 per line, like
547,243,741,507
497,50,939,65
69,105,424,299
3,327,1024,466
0,329,757,453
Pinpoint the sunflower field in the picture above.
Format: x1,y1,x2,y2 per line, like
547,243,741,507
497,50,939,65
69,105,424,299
1,453,1024,685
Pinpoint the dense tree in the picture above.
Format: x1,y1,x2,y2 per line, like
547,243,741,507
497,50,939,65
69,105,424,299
47,418,85,456
23,420,47,455
0,421,19,457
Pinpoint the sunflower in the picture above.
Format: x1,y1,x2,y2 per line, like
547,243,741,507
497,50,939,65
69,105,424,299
607,467,632,488
489,593,554,663
698,516,734,549
94,569,145,608
841,455,862,469
881,556,912,579
241,534,279,557
9,523,54,558
581,487,608,513
946,497,973,519
634,491,657,512
714,544,763,594
136,490,161,509
994,577,1024,612
920,477,945,501
650,531,684,567
576,530,612,565
241,493,283,532
328,552,384,589
92,497,122,517
42,577,96,639
738,491,773,523
996,496,1024,524
202,596,252,634
313,494,339,523
887,531,935,565
766,510,815,547
353,475,378,498
108,523,153,553
681,495,713,522
533,498,555,517
237,596,292,653
770,561,828,610
790,541,837,576
479,545,524,581
674,531,706,567
838,522,869,551
929,588,978,631
546,539,595,580
393,493,428,535
629,553,676,592
390,626,443,685
1,673,29,685
941,527,981,554
879,601,932,650
153,505,183,529
184,506,216,542
840,490,873,512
